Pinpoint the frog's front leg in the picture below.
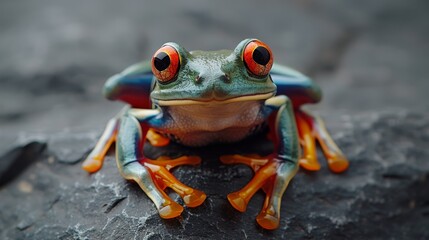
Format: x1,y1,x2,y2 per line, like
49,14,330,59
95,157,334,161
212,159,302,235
82,117,119,173
116,110,206,218
222,95,300,230
82,107,130,173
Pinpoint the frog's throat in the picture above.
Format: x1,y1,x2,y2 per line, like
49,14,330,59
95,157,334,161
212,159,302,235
153,92,275,106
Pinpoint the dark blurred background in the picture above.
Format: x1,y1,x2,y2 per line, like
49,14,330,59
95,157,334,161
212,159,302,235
1,0,428,142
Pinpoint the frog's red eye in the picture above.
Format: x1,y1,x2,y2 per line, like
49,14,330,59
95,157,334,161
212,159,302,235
242,40,273,77
151,45,180,83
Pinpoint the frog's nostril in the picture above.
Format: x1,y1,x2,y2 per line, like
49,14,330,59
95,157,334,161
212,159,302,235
222,74,231,82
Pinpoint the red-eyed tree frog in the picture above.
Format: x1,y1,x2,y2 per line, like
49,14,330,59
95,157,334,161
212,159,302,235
82,39,349,230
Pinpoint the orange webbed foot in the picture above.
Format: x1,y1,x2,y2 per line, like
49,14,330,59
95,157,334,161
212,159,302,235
146,128,170,147
221,154,298,230
144,155,207,210
158,201,184,219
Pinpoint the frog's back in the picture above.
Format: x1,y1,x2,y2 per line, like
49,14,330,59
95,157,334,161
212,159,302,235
103,61,154,109
271,64,322,108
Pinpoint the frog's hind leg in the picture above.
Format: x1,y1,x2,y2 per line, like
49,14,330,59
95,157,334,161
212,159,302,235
312,114,349,173
82,118,119,173
295,110,320,171
295,110,348,172
117,113,206,219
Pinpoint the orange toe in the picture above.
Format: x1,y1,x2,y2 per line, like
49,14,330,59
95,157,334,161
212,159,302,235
256,211,279,230
183,190,207,208
327,155,349,173
299,157,321,171
82,158,103,173
227,192,248,212
158,201,183,219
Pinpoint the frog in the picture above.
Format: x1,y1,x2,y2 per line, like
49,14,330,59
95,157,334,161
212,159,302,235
82,39,349,230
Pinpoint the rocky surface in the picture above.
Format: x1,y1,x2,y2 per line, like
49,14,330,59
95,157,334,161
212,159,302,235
1,112,428,239
1,0,429,239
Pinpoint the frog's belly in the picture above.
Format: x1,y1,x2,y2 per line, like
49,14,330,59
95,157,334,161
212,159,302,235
159,101,266,147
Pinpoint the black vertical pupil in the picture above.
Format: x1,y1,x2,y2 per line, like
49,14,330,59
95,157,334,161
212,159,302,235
252,46,270,65
154,52,170,71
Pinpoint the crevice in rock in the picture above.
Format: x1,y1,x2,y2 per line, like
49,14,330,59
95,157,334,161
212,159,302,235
16,221,33,231
46,195,61,211
104,196,127,214
382,173,411,180
0,142,46,188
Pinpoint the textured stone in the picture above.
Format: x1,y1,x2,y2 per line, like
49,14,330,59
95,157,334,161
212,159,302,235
0,112,428,239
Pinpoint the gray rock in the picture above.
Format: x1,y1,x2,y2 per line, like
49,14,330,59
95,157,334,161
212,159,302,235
0,142,46,188
0,112,428,239
47,132,100,164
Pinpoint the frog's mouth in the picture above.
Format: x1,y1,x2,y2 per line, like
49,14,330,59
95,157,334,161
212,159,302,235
153,92,275,106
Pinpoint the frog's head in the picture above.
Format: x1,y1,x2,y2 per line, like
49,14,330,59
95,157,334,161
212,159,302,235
150,39,277,106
